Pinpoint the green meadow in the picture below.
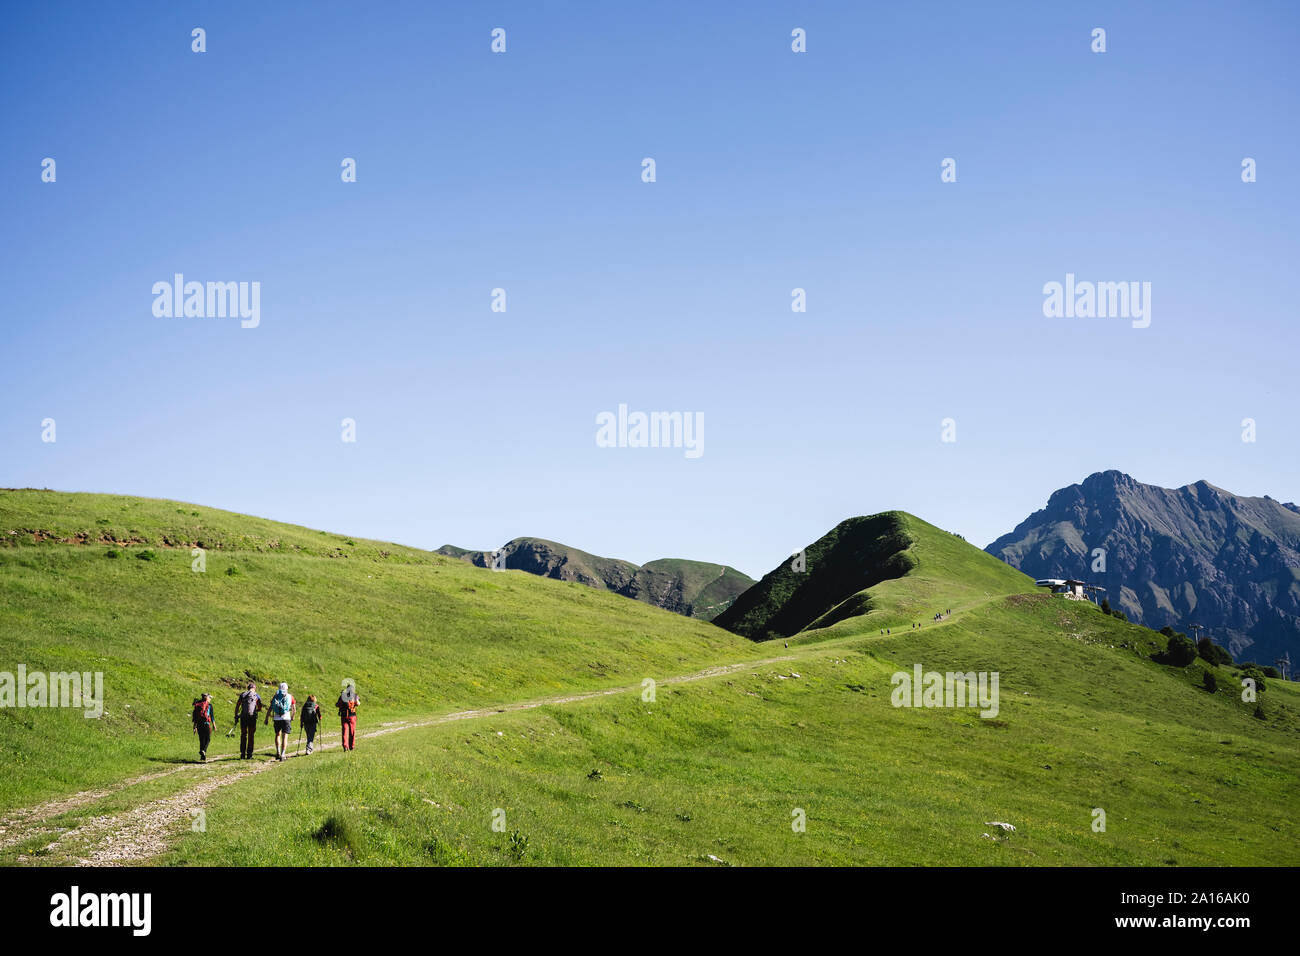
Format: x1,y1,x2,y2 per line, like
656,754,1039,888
1,489,1296,866
0,489,760,814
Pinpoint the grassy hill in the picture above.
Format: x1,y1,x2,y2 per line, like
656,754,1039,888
2,491,1297,867
0,489,761,814
715,512,1036,640
159,594,1300,866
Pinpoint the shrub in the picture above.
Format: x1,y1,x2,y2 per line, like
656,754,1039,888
103,548,119,559
1156,635,1197,667
1263,666,1281,679
1254,705,1266,720
1202,671,1218,693
1237,665,1268,692
1197,637,1233,667
1100,598,1127,622
135,549,156,561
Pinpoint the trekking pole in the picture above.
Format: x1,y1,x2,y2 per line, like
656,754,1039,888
296,721,303,756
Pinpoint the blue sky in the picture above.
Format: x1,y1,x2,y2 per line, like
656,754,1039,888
2,1,1297,578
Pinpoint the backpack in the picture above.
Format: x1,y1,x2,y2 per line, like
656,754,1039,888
192,699,210,727
241,691,260,717
271,692,293,719
338,695,357,717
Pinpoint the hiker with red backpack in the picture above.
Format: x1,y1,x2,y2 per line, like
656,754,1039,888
265,682,296,761
191,692,215,762
337,682,360,751
235,682,263,758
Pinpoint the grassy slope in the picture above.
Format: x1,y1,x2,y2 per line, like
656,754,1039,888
162,593,1300,866
4,492,1297,866
0,490,762,812
801,513,1040,637
716,511,1036,641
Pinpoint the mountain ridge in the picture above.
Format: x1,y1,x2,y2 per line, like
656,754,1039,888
435,537,753,621
987,470,1300,665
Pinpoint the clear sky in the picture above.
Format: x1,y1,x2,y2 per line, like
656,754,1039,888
2,1,1297,578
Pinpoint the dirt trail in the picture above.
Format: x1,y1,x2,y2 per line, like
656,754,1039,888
3,653,799,866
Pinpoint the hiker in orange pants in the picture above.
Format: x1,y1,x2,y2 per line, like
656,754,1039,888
336,684,360,751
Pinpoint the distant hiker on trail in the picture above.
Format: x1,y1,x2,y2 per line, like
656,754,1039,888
192,692,215,762
301,694,322,754
337,683,360,752
236,682,262,759
266,682,296,761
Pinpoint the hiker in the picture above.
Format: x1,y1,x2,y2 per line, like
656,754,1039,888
301,694,322,754
337,684,360,751
236,682,263,759
192,692,215,762
266,682,296,761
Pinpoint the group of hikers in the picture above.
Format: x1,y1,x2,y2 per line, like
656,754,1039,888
884,609,954,636
915,608,956,632
189,681,361,762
